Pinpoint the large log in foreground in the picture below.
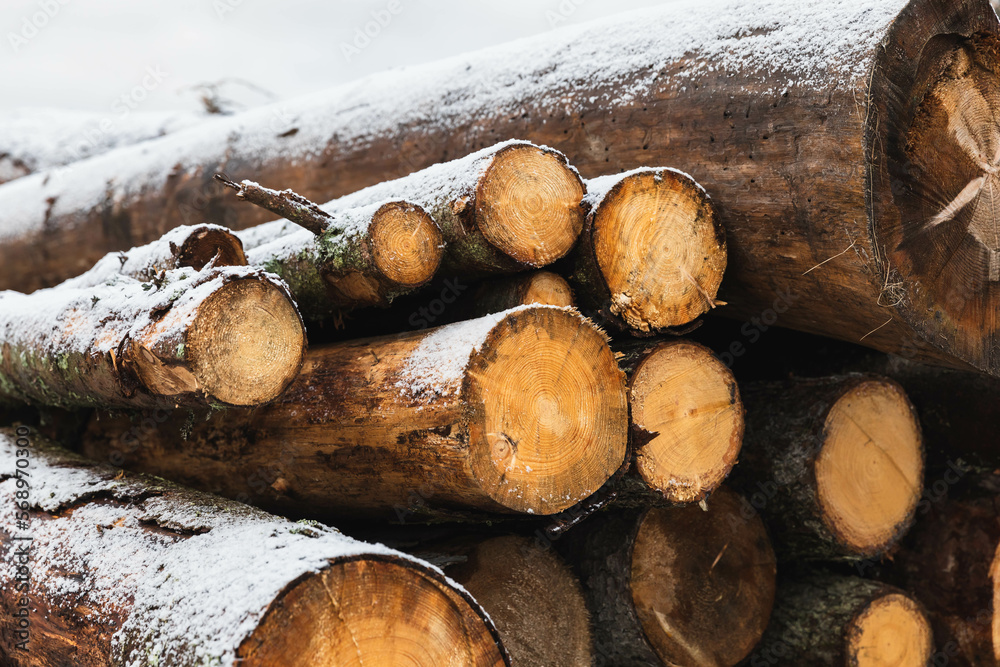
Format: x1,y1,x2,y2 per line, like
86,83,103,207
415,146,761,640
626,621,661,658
0,266,305,410
734,375,924,560
0,0,996,378
753,573,933,666
615,339,743,503
83,305,629,518
559,487,776,667
572,168,726,333
0,429,509,666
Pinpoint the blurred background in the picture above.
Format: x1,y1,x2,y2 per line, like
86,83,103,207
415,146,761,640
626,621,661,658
1,0,672,113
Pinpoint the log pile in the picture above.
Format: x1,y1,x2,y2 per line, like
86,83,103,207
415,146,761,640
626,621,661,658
2,0,1000,664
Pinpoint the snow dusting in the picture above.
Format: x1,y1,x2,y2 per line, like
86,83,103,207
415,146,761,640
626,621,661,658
396,304,589,398
0,0,905,247
583,166,711,209
0,107,201,184
0,431,493,666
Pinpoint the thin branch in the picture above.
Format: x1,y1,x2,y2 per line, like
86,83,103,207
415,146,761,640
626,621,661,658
214,174,335,236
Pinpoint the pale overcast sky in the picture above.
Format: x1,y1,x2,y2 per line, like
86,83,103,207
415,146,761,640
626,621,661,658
1,0,675,113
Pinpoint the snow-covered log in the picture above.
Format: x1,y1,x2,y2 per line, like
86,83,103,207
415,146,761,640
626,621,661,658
81,305,629,518
0,429,509,667
64,223,247,289
0,266,305,410
237,195,443,319
0,0,994,378
0,107,200,185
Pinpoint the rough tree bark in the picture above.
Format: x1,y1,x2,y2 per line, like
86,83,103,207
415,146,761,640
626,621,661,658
81,305,629,518
751,573,933,666
613,338,743,504
0,0,994,377
558,487,776,667
571,168,726,333
733,375,924,560
0,428,509,667
410,534,592,667
0,266,305,410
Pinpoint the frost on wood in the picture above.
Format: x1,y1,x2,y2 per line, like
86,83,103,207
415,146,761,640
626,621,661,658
396,304,590,398
0,107,201,184
62,223,245,289
0,0,903,246
0,264,300,409
0,431,501,667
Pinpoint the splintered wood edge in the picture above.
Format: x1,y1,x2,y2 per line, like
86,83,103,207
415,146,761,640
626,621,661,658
591,169,726,332
476,144,585,267
629,490,777,667
177,226,248,270
815,379,923,555
629,340,743,503
463,307,628,514
238,556,508,666
449,535,592,666
369,201,444,287
844,593,933,667
185,278,305,406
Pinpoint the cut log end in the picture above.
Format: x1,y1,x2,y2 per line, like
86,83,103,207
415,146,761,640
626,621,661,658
630,489,777,667
184,278,305,406
238,558,506,666
883,30,1000,372
476,144,585,267
446,535,592,667
465,307,628,514
593,170,726,331
369,201,444,286
845,593,933,667
815,379,922,555
629,340,743,503
177,225,248,270
519,271,574,307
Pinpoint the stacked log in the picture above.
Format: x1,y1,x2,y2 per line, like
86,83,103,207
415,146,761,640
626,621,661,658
82,305,629,518
614,339,743,503
3,0,1000,661
571,168,726,333
889,481,1000,665
734,375,924,560
411,534,592,667
753,573,933,666
0,429,509,666
1,0,997,382
0,265,305,410
558,487,777,667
